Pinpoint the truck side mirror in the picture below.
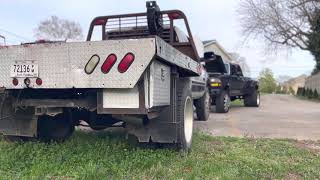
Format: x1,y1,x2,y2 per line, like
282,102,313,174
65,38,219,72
201,52,216,62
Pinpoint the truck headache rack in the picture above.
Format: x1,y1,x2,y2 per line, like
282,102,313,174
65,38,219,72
87,9,200,61
104,14,171,42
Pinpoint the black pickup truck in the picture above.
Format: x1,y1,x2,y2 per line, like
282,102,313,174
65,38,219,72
203,52,260,113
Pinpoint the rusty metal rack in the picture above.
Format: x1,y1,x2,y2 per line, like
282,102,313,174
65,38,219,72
104,14,171,42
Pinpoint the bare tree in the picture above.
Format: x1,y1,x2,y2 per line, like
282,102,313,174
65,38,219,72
238,0,320,51
34,16,83,41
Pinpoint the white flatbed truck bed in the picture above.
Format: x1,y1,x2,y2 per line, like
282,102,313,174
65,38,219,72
0,2,211,152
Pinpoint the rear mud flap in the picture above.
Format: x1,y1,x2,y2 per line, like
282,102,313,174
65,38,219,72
126,77,191,144
126,105,177,143
0,97,37,137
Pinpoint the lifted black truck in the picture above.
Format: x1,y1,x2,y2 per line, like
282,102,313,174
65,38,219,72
203,52,260,113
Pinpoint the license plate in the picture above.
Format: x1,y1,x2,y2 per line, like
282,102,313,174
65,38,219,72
10,64,39,78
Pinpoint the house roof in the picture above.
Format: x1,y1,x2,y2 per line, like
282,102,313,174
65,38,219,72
203,39,234,62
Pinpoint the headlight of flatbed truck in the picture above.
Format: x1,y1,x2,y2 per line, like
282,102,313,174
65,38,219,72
210,78,222,87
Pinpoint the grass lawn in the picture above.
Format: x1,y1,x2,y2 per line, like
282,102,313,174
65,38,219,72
231,99,244,106
0,131,320,179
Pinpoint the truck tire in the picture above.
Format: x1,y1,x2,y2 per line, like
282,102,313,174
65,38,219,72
176,79,194,152
194,88,210,121
216,90,230,113
38,112,75,142
244,90,260,107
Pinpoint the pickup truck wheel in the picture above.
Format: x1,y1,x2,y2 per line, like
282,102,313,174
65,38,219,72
38,113,75,142
216,90,230,113
195,89,210,121
244,90,260,107
176,80,194,153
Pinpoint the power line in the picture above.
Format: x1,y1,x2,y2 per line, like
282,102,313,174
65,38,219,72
0,28,30,41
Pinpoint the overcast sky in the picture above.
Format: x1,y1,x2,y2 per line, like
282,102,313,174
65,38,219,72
0,0,316,78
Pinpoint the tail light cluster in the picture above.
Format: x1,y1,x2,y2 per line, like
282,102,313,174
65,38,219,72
12,53,135,87
118,53,135,73
101,54,117,74
12,77,43,86
85,53,135,75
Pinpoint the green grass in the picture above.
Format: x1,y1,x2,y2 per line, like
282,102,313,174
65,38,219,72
0,131,320,179
231,99,244,106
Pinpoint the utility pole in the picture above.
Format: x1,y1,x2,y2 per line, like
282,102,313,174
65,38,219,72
0,35,6,45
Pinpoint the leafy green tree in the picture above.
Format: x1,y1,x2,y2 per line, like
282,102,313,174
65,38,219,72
275,85,282,94
258,68,277,94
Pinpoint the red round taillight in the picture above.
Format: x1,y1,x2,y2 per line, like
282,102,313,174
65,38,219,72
36,78,42,86
12,78,18,86
101,54,117,74
118,53,135,73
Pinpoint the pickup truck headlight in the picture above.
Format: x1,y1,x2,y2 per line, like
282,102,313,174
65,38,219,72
210,78,221,87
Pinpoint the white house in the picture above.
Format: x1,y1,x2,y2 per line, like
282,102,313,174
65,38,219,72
203,40,251,77
203,40,233,63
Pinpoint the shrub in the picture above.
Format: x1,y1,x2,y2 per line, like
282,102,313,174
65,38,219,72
307,89,314,99
313,89,319,100
301,88,306,97
306,88,310,98
297,87,303,96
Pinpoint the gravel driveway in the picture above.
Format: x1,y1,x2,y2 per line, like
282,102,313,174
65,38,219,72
195,94,320,140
